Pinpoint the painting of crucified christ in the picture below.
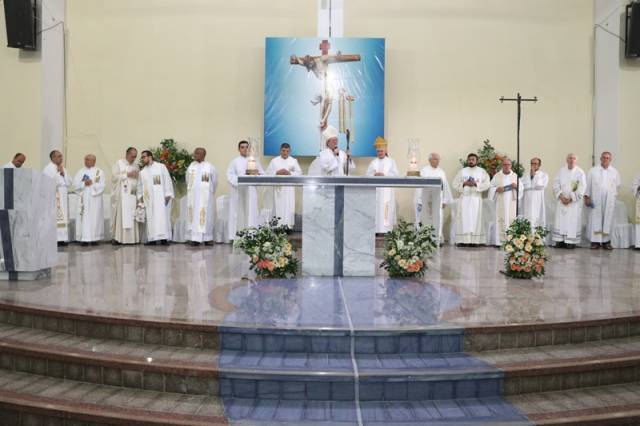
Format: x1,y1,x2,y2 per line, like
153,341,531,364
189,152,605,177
264,38,385,157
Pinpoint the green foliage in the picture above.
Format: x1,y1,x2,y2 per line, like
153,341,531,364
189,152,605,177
502,217,549,279
148,139,192,183
459,139,524,178
233,218,299,279
380,220,438,278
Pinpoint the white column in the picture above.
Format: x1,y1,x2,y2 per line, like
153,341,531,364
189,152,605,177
317,0,344,38
40,0,66,167
593,0,623,164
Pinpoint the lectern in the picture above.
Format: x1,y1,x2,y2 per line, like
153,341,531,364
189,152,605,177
0,169,57,280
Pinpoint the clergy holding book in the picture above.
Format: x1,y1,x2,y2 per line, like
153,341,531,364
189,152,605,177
552,153,586,249
489,158,523,246
73,154,106,245
111,147,140,245
43,150,72,246
521,157,548,229
584,151,621,250
137,150,174,245
266,143,302,228
186,147,218,245
366,137,399,234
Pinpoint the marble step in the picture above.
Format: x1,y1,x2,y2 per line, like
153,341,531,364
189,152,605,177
0,369,225,425
473,335,640,395
219,350,503,401
0,323,219,396
507,382,640,425
0,301,220,349
220,327,464,355
464,315,640,352
224,397,532,425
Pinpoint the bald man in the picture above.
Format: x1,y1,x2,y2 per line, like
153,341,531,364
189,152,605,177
73,154,106,245
186,147,218,245
552,153,586,249
4,153,26,168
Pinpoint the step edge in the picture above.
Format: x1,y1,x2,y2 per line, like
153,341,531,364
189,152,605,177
0,338,219,377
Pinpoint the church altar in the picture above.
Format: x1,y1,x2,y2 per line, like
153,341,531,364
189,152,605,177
238,175,443,276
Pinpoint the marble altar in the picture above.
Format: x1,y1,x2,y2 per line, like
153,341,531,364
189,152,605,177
0,168,57,280
238,176,442,276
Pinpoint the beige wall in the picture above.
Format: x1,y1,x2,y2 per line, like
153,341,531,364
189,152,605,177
64,0,316,187
619,60,640,209
2,0,640,221
0,10,41,167
345,0,595,219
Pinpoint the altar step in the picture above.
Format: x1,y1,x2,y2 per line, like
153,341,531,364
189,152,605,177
1,321,640,399
0,370,639,426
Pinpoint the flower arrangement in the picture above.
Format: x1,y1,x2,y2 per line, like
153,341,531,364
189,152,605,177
503,217,549,279
148,139,192,183
460,139,524,178
233,218,299,279
380,220,438,278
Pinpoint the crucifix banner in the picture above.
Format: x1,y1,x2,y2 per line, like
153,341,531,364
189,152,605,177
264,37,385,157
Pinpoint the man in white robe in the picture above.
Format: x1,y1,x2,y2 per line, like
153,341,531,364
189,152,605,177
521,157,548,229
489,158,523,246
414,152,453,243
43,150,72,246
266,142,302,228
137,150,174,245
452,153,490,246
552,153,586,249
4,153,25,168
632,175,640,249
366,137,399,233
73,154,106,245
111,147,140,245
309,126,355,176
186,147,218,245
584,151,621,250
227,140,264,241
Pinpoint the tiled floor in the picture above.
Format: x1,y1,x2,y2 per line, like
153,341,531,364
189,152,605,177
0,244,638,329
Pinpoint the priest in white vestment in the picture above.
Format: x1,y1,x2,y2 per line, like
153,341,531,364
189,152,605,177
309,126,355,176
489,158,523,246
3,153,25,168
584,151,621,250
632,174,640,249
186,147,218,245
521,157,549,229
137,150,174,245
452,153,490,246
73,154,106,245
42,150,72,245
366,137,399,233
266,142,302,228
227,140,265,241
552,153,586,248
111,147,140,245
414,152,453,243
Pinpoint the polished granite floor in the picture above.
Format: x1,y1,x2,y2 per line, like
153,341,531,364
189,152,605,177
0,243,638,328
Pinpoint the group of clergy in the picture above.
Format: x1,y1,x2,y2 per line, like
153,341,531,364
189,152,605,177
6,124,640,250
